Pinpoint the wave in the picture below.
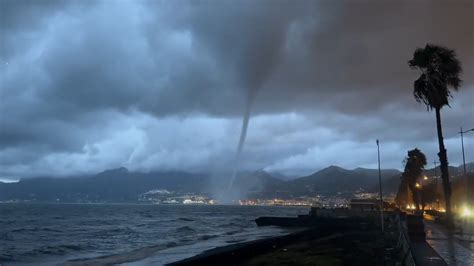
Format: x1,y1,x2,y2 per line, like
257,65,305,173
178,217,195,222
225,238,246,244
0,244,86,263
1,204,301,265
199,234,219,240
138,211,154,218
102,226,137,235
0,253,14,262
41,244,84,254
0,232,14,240
174,226,196,234
224,229,243,235
11,227,63,233
22,244,87,258
59,243,173,266
217,222,243,228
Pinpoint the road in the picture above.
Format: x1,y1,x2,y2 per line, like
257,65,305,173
424,219,474,265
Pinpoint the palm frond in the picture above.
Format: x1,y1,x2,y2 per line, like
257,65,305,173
408,44,462,110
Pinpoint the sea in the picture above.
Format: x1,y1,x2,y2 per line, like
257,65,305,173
0,203,309,265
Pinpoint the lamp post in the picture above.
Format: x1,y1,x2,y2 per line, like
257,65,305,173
376,139,384,232
459,127,474,176
421,175,428,210
415,182,421,210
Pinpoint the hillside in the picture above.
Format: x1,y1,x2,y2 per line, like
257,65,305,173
282,166,400,197
0,168,210,202
3,163,469,202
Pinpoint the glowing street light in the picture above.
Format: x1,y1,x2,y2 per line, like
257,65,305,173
461,206,472,217
415,183,421,188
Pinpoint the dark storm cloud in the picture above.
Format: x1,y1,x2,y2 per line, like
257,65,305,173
0,0,90,60
0,0,473,177
3,0,472,115
259,0,474,114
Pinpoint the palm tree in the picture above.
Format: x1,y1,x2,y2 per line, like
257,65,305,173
409,44,462,223
402,148,427,210
395,177,410,208
420,182,439,211
396,158,413,209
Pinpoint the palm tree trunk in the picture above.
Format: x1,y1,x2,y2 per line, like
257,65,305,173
409,184,420,210
435,107,453,226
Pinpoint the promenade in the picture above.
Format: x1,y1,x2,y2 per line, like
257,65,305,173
425,220,474,265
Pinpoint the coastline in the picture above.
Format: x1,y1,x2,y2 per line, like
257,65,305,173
168,228,315,266
168,218,388,266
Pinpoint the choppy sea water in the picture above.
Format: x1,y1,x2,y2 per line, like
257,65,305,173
0,203,309,265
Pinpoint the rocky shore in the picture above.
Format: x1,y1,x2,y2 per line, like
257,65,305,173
169,217,394,266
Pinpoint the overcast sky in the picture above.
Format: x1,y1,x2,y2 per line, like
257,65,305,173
1,0,473,180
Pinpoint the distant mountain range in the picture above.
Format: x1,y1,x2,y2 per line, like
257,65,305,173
1,163,472,202
0,168,209,202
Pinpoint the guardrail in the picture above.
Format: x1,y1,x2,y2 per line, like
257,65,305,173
396,214,416,266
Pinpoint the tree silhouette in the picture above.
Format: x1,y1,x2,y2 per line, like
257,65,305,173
395,176,410,208
421,182,439,211
409,44,462,224
402,148,427,210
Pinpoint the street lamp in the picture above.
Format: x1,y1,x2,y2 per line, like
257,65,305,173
415,182,422,210
459,127,474,176
420,176,428,210
376,139,384,232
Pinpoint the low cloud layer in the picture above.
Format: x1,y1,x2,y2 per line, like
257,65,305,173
1,0,473,179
